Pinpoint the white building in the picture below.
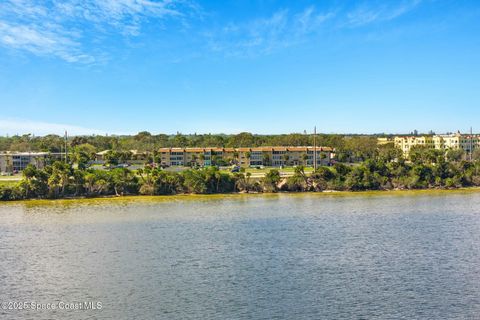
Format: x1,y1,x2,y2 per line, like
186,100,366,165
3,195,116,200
0,152,63,173
394,132,480,156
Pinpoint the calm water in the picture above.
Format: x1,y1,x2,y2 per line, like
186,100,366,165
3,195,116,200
1,192,480,319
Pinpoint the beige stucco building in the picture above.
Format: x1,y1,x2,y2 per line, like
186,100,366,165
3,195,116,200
0,152,63,173
394,132,480,156
157,146,335,167
394,136,434,156
377,137,394,145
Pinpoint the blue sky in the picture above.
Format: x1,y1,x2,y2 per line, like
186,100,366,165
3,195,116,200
0,0,479,136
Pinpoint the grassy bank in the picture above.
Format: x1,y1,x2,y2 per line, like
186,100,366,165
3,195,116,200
4,156,480,202
0,180,19,187
2,187,480,206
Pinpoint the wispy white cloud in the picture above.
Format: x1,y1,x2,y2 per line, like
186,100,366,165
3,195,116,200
295,6,335,34
346,0,422,27
205,1,423,58
53,0,186,33
0,1,425,62
0,118,110,136
206,7,335,57
0,21,93,63
0,0,195,63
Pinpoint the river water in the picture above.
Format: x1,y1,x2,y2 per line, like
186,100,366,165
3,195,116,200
1,192,480,319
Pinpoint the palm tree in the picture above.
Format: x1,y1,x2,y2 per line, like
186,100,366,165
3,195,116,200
47,162,71,196
59,165,71,195
137,167,156,195
191,154,198,167
235,172,253,192
48,173,62,198
294,165,308,185
233,151,239,165
94,179,108,195
72,170,85,196
262,153,271,166
245,151,251,166
183,169,207,193
320,152,327,163
199,154,205,166
84,173,96,195
111,168,136,196
215,170,222,192
7,158,13,172
301,153,308,166
262,169,280,192
22,164,37,197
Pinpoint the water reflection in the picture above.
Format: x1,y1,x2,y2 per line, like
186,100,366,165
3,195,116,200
1,192,480,319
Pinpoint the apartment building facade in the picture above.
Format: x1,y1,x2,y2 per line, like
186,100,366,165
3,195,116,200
394,136,434,156
377,137,394,145
0,152,63,173
394,132,480,156
158,146,335,167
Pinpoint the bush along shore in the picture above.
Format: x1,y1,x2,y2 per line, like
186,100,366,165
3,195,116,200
2,149,480,201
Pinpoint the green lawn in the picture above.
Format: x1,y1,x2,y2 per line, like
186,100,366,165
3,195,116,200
0,174,22,187
217,166,315,176
0,175,22,180
0,180,20,187
89,164,105,170
244,166,314,174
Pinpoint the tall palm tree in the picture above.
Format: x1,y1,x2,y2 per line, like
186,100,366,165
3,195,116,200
302,153,308,166
245,151,251,167
233,151,239,165
191,154,198,167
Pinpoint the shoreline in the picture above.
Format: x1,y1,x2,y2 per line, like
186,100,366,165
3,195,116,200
2,187,480,205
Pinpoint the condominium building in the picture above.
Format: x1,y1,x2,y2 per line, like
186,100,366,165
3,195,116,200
157,146,335,167
394,136,434,156
0,152,63,173
433,134,461,151
377,137,394,145
394,132,480,156
459,135,480,153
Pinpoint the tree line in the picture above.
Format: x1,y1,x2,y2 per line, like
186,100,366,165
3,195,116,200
2,146,480,201
1,132,381,161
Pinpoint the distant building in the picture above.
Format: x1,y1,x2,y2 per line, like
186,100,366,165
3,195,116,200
95,150,111,161
0,152,63,173
95,149,144,162
394,132,480,156
377,137,394,145
394,136,434,156
156,146,335,167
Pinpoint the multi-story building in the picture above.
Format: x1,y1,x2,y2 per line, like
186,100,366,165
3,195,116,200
435,133,480,153
394,136,434,156
377,137,394,145
394,132,480,156
433,134,461,151
0,152,63,173
460,135,480,153
157,146,334,167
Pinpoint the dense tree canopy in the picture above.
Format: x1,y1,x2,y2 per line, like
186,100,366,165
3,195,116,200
2,131,479,201
0,132,382,161
2,148,480,201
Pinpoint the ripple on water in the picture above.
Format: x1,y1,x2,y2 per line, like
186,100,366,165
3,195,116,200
1,192,480,319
